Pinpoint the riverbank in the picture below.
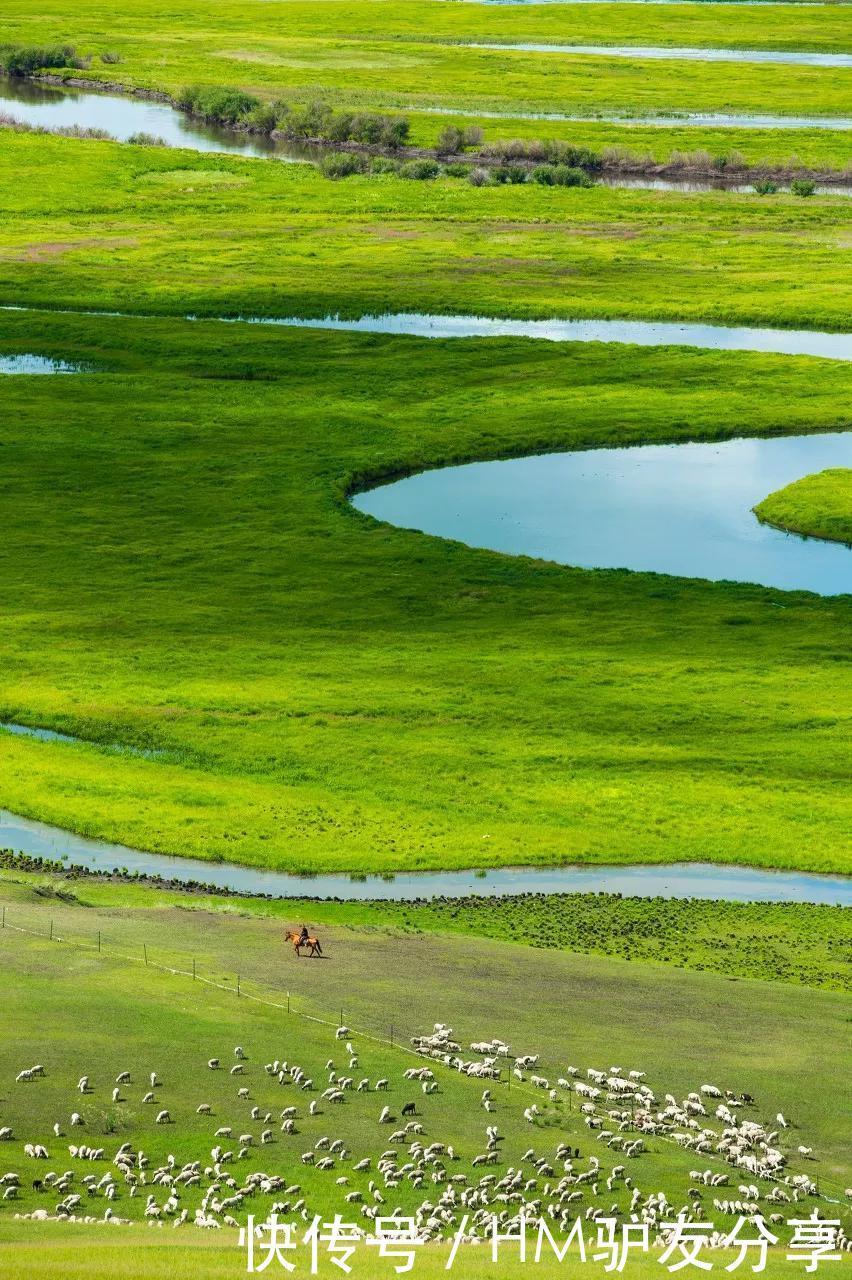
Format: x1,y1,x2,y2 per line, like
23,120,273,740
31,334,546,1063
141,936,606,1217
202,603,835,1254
14,72,852,185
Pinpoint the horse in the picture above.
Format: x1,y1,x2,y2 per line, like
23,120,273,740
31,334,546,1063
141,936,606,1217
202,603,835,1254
286,929,323,958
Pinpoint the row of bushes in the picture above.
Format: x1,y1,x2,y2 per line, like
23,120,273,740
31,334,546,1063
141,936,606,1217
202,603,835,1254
321,151,595,188
177,86,411,148
1,43,84,76
0,43,122,77
480,136,602,170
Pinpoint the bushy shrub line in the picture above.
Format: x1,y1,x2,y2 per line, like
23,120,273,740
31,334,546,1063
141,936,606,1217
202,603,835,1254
178,86,410,147
482,136,602,170
320,151,595,187
0,43,88,76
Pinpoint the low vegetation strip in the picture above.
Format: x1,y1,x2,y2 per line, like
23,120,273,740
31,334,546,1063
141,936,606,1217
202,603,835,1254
754,468,852,545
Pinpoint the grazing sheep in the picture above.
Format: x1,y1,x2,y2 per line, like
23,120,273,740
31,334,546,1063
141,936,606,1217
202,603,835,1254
71,1113,84,1127
234,1047,246,1060
208,1059,219,1070
155,1111,170,1125
116,1072,131,1085
197,1104,212,1116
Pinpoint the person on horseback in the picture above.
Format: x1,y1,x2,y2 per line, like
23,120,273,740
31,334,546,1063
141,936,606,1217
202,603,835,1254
298,924,310,948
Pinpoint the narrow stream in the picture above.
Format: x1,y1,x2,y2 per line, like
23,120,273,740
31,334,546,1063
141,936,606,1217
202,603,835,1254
0,810,848,904
465,42,852,67
423,105,852,128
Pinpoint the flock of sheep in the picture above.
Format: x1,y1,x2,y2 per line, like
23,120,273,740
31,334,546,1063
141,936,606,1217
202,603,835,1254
3,1019,850,1256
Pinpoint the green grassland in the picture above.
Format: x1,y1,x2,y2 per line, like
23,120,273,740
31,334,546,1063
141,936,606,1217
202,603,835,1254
2,862,849,991
0,300,850,872
1,132,852,328
755,469,852,545
4,0,852,165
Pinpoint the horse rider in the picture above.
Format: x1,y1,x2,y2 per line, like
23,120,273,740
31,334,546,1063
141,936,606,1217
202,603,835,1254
298,924,310,948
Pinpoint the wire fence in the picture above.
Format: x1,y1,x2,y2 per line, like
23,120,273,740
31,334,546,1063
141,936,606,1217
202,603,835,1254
1,898,849,1207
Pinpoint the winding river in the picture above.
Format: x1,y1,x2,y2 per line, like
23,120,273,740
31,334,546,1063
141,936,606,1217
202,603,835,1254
0,809,848,904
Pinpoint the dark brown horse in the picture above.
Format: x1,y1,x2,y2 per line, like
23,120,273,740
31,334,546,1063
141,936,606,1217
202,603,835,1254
286,929,323,958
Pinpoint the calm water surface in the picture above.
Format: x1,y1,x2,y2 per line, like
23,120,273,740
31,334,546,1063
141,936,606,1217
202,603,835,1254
0,79,317,161
355,432,852,594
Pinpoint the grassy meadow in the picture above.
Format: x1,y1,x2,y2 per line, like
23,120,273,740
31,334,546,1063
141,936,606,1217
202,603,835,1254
755,469,852,545
0,304,849,872
1,131,852,327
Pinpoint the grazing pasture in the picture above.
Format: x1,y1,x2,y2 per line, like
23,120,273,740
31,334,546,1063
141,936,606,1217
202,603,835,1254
0,910,849,1243
1,866,850,991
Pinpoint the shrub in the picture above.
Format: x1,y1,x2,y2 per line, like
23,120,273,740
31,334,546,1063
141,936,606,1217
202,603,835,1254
280,100,334,139
127,131,168,147
791,179,816,198
443,162,472,178
530,164,556,186
3,43,78,76
467,166,491,187
179,85,260,124
552,164,594,188
437,125,465,154
349,112,385,145
244,102,279,133
754,180,778,196
462,125,483,148
380,117,409,149
400,159,440,180
320,152,366,179
371,156,402,175
100,51,121,65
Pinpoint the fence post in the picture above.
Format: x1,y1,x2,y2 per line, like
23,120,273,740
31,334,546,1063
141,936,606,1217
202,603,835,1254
49,919,53,941
192,957,196,981
287,990,290,1014
143,944,148,967
97,930,101,953
390,1023,394,1047
237,974,240,998
1,905,5,928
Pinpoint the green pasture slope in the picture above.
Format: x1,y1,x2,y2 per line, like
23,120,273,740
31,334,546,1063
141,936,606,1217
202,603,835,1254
1,896,850,1195
755,469,852,545
3,0,852,168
